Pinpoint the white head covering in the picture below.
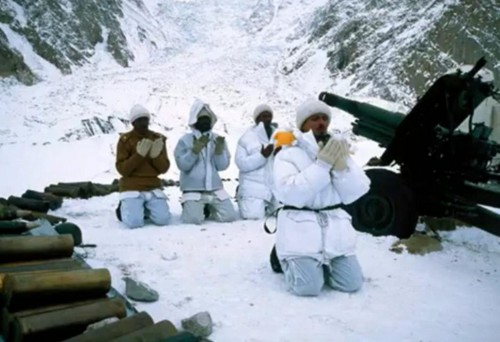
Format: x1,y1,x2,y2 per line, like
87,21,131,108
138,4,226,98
187,98,218,128
253,103,273,121
129,104,151,123
296,99,331,129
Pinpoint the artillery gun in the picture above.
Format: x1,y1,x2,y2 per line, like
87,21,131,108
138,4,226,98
319,57,500,238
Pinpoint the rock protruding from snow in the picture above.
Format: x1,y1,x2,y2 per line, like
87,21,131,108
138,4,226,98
181,311,213,338
124,277,159,302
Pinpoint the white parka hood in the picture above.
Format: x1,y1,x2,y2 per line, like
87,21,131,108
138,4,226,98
188,98,218,128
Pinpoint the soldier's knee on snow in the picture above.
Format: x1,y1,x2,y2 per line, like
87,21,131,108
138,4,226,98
290,281,323,297
122,217,144,229
120,210,145,228
217,213,237,223
240,206,265,220
241,213,264,220
150,212,170,226
334,274,363,293
212,207,237,223
181,212,205,225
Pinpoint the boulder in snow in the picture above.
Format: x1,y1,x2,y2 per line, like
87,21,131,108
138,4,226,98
181,311,213,337
124,277,159,302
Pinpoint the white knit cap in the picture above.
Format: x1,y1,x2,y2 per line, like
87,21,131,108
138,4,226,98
253,104,273,121
296,99,331,129
129,104,151,123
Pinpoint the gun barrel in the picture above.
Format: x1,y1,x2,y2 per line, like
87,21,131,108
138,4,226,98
465,57,487,79
319,92,405,145
353,120,395,147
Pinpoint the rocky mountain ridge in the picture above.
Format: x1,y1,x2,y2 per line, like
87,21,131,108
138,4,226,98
283,0,500,105
0,0,168,84
1,0,498,106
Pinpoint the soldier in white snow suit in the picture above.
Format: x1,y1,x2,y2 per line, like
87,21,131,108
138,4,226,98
174,99,237,224
272,98,370,296
235,104,278,219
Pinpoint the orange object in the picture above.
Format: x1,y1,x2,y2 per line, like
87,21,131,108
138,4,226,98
274,131,296,148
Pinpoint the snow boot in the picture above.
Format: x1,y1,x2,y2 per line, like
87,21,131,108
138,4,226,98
270,245,283,273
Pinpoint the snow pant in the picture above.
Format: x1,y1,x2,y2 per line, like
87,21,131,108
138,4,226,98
181,197,237,225
282,255,363,297
120,193,171,228
238,197,276,220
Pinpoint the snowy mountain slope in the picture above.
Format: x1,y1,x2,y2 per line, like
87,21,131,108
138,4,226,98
1,1,500,341
284,0,500,106
0,0,339,194
0,0,338,148
0,0,179,83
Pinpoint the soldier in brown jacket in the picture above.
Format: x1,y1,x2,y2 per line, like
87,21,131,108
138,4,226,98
115,104,171,228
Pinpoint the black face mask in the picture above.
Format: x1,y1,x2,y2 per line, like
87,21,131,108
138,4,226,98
194,116,212,133
315,133,330,145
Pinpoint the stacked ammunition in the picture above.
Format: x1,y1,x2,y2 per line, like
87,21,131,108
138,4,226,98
0,234,202,341
1,191,66,227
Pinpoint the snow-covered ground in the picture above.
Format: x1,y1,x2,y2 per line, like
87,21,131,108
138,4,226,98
1,1,499,341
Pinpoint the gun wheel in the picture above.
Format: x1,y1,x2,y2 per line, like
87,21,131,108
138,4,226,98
345,168,417,238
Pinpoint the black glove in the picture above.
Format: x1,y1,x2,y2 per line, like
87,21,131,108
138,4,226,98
261,144,274,158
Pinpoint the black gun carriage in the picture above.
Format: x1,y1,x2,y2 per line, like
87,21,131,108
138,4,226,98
320,57,500,238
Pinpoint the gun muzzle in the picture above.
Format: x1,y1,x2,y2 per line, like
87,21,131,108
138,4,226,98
318,92,339,107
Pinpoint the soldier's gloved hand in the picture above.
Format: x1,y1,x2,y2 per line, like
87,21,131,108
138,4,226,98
317,138,344,168
192,135,210,154
333,140,350,171
261,144,274,158
149,138,164,159
136,138,153,157
214,136,226,155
